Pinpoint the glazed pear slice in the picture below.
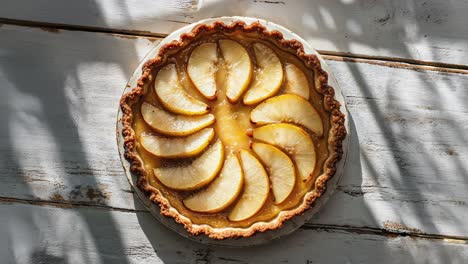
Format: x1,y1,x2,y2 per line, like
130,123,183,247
250,94,323,136
243,43,283,105
183,155,244,213
251,143,296,204
141,102,214,136
229,150,270,222
219,39,253,103
284,63,310,100
187,43,218,99
140,128,214,158
154,64,209,115
153,141,224,191
252,124,316,181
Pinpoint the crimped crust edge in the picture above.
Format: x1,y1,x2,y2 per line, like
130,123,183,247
119,20,347,240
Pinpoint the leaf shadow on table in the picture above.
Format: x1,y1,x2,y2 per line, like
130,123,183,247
1,0,467,263
339,62,466,263
336,0,467,230
306,2,467,263
328,2,466,262
0,1,147,263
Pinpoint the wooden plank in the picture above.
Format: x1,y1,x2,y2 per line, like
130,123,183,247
0,25,158,208
1,202,467,264
1,24,468,239
1,0,468,66
310,60,468,236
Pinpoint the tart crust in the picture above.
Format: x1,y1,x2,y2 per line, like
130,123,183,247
120,20,347,239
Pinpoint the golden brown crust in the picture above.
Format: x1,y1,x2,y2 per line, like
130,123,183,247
120,20,347,240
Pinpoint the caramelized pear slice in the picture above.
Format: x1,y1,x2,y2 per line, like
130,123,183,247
140,128,214,158
154,64,209,115
252,124,316,180
141,102,214,136
153,141,224,191
284,63,310,100
243,43,283,105
252,142,296,204
184,155,244,213
219,39,253,103
187,43,218,99
250,94,323,136
228,150,270,222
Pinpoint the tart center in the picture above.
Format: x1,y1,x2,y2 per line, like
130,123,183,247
212,87,252,153
131,33,331,228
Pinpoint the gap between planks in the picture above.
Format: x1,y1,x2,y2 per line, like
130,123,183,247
1,196,467,245
321,53,468,75
1,17,468,74
0,17,167,39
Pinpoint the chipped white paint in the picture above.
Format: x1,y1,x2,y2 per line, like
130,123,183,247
1,0,468,65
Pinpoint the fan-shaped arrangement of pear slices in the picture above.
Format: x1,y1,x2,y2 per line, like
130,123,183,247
138,38,326,222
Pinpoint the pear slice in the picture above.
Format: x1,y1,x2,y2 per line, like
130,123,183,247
183,155,244,213
153,141,224,191
252,124,316,181
140,128,214,158
187,43,218,99
284,63,310,100
141,102,214,136
228,150,269,222
219,39,253,103
154,64,209,115
250,94,323,136
251,142,296,204
243,43,283,105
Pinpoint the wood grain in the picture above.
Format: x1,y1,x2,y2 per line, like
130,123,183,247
1,0,468,65
1,24,467,242
1,202,467,264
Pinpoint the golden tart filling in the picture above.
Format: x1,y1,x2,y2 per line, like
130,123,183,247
121,21,346,239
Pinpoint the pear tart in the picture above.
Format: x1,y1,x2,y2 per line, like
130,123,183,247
120,21,346,239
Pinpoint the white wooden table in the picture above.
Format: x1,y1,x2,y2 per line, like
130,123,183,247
1,1,467,263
